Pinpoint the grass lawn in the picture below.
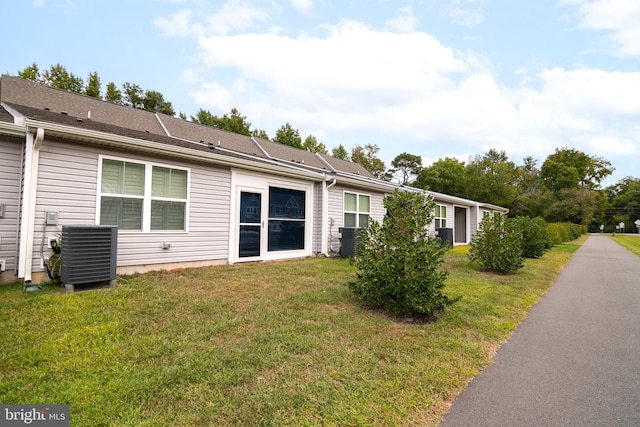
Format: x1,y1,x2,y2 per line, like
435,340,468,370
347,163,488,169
610,234,640,257
0,239,584,426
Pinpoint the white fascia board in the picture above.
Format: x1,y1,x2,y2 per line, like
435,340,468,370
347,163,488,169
426,191,478,207
0,121,26,137
479,203,510,213
25,119,325,182
334,173,401,193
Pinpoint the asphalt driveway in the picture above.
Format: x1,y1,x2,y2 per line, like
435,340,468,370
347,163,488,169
440,234,640,426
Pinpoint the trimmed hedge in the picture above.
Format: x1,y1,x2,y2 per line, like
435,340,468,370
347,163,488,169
547,222,585,246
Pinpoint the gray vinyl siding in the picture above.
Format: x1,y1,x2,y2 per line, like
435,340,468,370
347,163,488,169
31,138,231,272
370,192,385,222
0,137,22,272
326,185,385,254
470,207,479,235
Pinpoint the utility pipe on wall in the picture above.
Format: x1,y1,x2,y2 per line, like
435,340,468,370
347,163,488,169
321,177,337,256
18,127,44,283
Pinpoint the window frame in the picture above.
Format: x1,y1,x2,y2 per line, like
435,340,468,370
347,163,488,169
97,155,190,233
267,186,306,252
343,191,371,228
434,204,447,229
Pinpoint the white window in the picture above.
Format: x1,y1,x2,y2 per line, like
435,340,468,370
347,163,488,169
344,192,370,228
434,204,447,229
99,157,188,232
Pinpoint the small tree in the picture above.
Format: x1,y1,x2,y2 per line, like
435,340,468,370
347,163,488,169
349,190,458,318
469,214,523,274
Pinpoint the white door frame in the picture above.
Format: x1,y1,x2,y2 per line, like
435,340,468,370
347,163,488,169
229,170,314,263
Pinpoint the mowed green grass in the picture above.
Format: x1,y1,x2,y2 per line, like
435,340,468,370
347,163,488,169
610,234,640,257
0,239,583,426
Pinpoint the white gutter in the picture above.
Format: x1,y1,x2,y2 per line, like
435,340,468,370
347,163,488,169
18,127,44,283
0,121,26,137
321,178,338,256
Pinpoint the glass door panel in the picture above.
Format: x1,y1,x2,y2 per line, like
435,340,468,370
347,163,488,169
239,191,262,257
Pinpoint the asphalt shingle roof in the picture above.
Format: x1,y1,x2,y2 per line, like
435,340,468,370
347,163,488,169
0,74,375,179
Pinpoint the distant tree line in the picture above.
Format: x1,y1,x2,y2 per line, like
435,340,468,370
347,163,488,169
18,63,176,116
404,147,639,233
14,63,639,230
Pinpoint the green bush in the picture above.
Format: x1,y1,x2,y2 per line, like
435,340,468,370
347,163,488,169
568,223,583,239
514,216,550,258
546,222,584,246
546,223,562,247
349,190,458,318
469,214,524,274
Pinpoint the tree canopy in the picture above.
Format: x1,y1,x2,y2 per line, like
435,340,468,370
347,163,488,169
541,148,613,191
414,157,467,197
273,122,303,149
332,144,349,160
191,108,253,136
390,152,422,185
351,144,390,180
301,135,328,154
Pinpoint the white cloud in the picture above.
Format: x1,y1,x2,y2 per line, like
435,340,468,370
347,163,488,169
154,0,270,37
291,0,313,14
196,19,468,96
516,67,640,157
158,4,640,178
154,9,202,37
437,0,486,27
385,6,419,33
569,0,640,56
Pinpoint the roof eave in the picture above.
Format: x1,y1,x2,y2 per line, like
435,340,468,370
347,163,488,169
0,121,26,137
24,119,326,181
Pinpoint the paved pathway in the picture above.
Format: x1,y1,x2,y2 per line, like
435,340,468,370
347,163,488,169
440,234,640,426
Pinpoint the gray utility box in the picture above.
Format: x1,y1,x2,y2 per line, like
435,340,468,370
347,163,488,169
60,225,118,289
339,227,360,257
435,228,454,248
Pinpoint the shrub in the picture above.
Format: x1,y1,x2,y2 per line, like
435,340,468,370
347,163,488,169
349,190,458,318
546,223,562,247
568,223,583,239
546,222,584,246
514,216,550,258
469,214,524,274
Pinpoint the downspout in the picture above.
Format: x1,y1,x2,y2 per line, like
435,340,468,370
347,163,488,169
18,127,44,287
322,177,338,256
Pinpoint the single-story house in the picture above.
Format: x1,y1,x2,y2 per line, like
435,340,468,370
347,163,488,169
0,75,508,286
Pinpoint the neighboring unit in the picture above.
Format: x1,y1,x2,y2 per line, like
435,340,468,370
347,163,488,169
0,75,508,286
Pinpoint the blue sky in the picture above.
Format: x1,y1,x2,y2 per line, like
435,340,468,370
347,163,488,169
2,0,639,187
